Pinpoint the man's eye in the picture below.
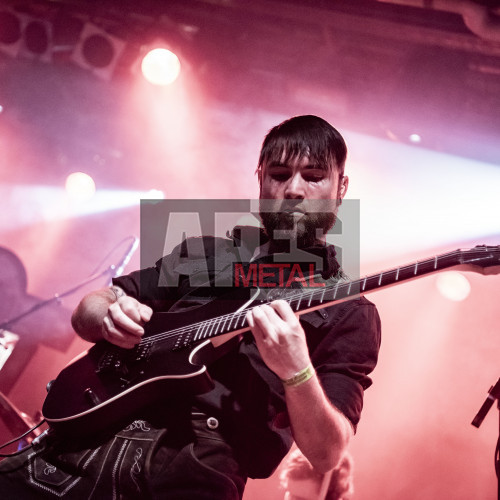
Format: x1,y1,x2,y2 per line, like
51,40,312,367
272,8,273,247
270,173,290,181
303,173,325,182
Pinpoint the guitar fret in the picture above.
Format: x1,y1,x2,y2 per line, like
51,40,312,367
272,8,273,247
347,281,352,295
362,277,367,291
212,320,221,337
197,322,208,341
414,262,418,275
319,287,326,303
221,315,229,332
202,321,211,339
395,268,400,281
434,255,438,269
199,322,207,339
227,314,236,331
203,322,211,339
378,273,383,286
334,281,340,299
307,291,313,307
205,320,216,339
296,296,302,311
238,313,246,327
193,326,201,342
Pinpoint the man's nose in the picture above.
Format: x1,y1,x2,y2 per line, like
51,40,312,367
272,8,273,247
284,173,305,199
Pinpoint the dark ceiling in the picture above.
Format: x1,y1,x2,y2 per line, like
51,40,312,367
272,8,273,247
2,0,500,166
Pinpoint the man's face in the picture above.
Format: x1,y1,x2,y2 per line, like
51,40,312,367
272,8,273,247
259,154,348,248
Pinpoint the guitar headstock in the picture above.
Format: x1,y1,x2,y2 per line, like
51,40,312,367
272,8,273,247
458,245,500,275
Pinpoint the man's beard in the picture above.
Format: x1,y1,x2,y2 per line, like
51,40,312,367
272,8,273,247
259,200,337,251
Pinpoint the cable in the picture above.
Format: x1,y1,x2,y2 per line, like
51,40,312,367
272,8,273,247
0,419,46,457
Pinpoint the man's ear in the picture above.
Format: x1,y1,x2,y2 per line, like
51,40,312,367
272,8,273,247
339,175,349,201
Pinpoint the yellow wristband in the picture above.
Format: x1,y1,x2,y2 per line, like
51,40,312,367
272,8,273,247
281,364,315,387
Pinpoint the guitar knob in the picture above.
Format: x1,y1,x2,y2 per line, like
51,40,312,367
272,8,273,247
84,388,101,407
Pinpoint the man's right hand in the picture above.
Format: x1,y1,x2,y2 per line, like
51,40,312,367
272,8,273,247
103,295,153,349
71,287,153,348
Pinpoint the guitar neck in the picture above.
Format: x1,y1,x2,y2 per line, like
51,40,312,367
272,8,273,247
150,245,500,350
273,246,497,316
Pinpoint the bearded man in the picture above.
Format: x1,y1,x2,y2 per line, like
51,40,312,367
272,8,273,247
0,115,381,500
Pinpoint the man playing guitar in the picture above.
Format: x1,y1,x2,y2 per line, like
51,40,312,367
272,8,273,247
0,115,381,499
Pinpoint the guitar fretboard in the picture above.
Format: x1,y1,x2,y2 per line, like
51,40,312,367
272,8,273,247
139,245,499,351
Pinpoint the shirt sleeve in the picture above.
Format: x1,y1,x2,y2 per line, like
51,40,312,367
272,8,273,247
303,297,381,431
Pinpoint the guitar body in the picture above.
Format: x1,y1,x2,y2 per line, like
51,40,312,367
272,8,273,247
42,300,249,436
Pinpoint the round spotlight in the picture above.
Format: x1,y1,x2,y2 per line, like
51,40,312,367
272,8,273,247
409,133,422,144
24,20,49,54
65,172,96,202
82,34,115,68
0,11,21,45
141,48,181,86
435,271,471,302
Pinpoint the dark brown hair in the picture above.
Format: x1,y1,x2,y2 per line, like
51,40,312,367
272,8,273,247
257,115,347,185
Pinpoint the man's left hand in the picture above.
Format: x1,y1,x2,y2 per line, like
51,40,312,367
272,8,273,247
246,300,311,380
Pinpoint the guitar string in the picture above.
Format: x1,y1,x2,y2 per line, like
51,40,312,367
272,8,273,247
134,247,495,349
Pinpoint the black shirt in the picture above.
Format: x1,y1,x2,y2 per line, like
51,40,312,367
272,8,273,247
113,227,381,478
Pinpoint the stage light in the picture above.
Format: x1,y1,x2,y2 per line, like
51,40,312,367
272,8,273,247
141,48,181,86
435,271,471,301
0,9,52,60
346,129,500,259
0,9,22,57
0,184,164,231
22,18,52,60
65,172,96,202
145,189,165,199
409,133,422,143
71,23,126,80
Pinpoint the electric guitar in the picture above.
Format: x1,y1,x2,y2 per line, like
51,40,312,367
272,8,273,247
42,245,500,436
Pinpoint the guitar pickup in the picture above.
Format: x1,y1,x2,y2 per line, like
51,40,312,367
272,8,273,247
173,335,191,351
97,351,126,374
134,344,150,362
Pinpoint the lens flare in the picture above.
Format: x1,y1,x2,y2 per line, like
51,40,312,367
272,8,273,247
435,271,471,301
